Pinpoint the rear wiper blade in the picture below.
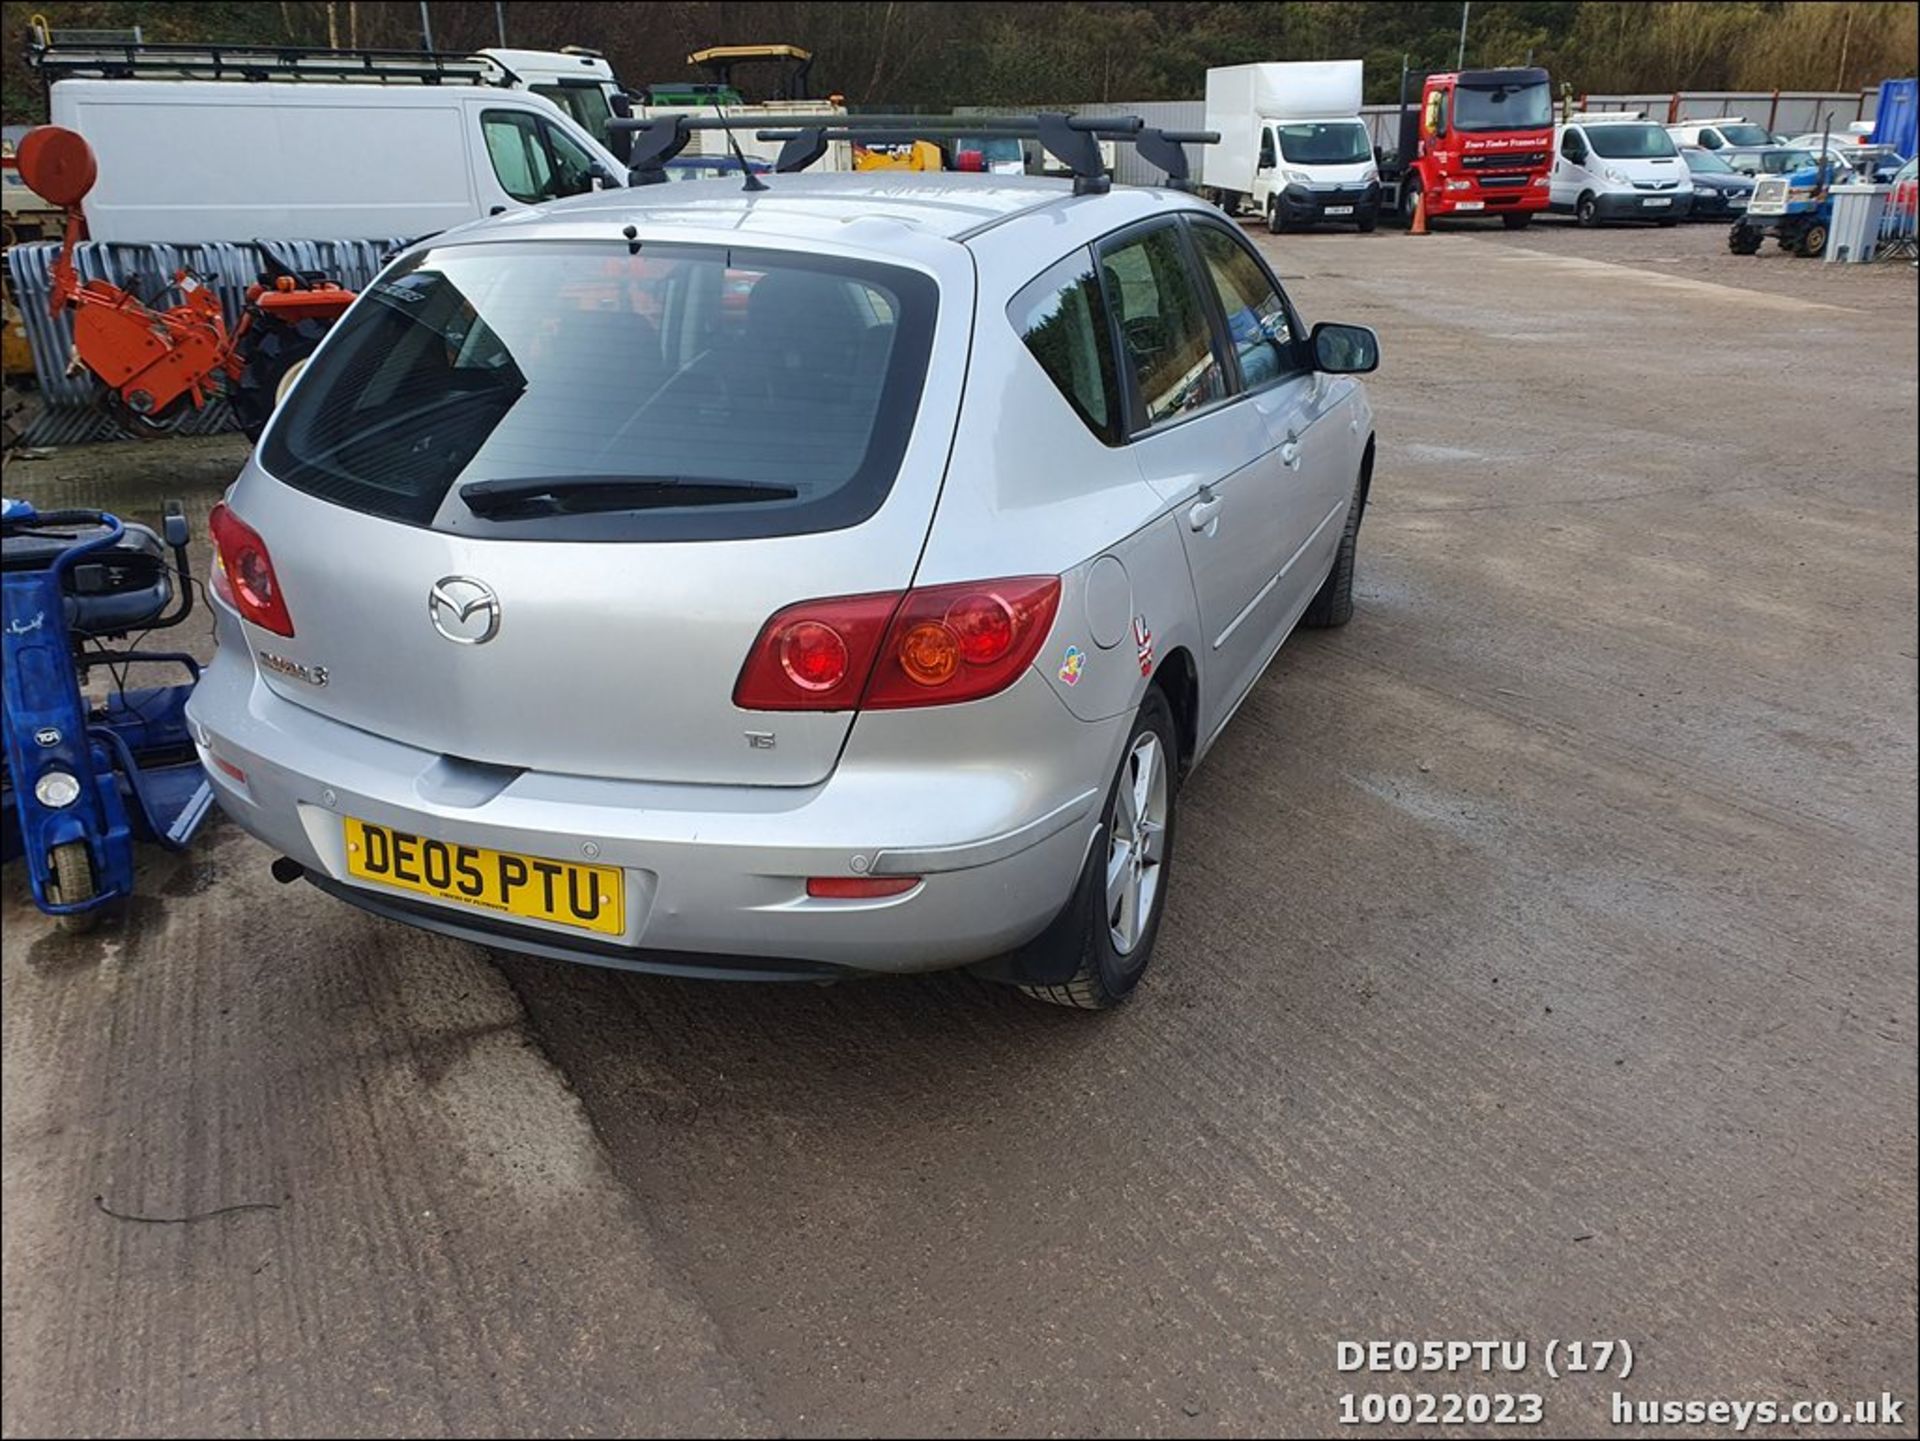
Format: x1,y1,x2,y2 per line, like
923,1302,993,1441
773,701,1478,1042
459,475,798,516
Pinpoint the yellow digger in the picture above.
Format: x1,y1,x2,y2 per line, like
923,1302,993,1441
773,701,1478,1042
851,140,946,172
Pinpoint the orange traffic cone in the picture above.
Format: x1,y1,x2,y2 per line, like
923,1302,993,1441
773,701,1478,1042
1410,186,1429,236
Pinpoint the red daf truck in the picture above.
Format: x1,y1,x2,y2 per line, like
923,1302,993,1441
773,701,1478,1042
1382,66,1555,227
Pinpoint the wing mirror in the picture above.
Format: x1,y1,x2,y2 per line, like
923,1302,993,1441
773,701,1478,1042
1310,322,1379,375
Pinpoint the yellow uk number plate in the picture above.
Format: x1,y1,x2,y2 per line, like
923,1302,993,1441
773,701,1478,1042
344,817,624,936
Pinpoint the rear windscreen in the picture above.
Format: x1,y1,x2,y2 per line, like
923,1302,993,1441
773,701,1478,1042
260,241,937,542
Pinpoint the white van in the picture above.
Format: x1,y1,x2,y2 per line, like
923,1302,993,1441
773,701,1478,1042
1201,60,1380,232
1549,117,1693,225
50,78,626,244
1665,117,1780,151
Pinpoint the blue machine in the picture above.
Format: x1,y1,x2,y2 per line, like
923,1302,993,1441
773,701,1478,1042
1728,155,1847,258
2,497,214,930
1870,77,1917,162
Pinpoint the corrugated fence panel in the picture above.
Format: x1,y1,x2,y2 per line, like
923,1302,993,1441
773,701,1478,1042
8,237,406,446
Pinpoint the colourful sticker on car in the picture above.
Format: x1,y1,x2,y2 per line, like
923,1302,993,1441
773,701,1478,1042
1058,645,1085,686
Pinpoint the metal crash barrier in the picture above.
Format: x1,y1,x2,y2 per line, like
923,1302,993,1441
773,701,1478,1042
1874,183,1918,261
7,237,405,446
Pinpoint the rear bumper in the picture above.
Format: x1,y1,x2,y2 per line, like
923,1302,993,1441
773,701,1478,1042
185,646,1119,977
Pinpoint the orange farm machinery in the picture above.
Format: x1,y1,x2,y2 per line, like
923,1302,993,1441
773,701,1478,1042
13,125,356,439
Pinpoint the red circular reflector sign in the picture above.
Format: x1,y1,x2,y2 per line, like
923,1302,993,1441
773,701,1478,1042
17,125,98,208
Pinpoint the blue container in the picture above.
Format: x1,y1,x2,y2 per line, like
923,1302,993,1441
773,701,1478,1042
1870,77,1917,160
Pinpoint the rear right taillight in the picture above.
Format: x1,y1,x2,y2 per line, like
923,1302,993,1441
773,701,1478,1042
733,576,1061,712
863,577,1060,709
208,501,294,636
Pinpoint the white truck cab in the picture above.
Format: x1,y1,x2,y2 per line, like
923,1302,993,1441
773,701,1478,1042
1202,61,1381,232
478,46,623,145
1550,114,1693,226
50,79,626,244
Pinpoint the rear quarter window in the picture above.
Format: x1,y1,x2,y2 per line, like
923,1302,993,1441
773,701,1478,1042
1007,247,1121,444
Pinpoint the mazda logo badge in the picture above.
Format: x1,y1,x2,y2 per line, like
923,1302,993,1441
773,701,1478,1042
428,576,501,645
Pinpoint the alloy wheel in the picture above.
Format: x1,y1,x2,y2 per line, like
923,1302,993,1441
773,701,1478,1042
1106,732,1170,955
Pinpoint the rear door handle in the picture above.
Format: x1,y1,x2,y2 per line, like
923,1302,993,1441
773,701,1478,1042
1188,487,1222,531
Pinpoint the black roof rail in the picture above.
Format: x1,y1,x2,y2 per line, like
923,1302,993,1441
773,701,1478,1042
609,112,1218,195
24,35,498,85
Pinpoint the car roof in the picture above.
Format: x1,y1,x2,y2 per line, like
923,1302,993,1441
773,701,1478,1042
464,172,1198,248
663,154,767,168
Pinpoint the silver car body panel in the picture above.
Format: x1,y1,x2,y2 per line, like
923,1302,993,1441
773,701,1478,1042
188,172,1375,973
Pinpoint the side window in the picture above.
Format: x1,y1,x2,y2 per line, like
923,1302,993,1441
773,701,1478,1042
1096,223,1229,431
1257,127,1277,170
1007,247,1121,443
1700,130,1724,149
482,110,555,204
1561,128,1587,162
543,121,598,198
1188,223,1297,390
533,84,613,144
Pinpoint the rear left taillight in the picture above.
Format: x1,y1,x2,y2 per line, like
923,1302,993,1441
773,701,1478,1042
733,576,1061,712
208,501,294,636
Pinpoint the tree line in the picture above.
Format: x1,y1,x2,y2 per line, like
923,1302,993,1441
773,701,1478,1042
6,1,1914,124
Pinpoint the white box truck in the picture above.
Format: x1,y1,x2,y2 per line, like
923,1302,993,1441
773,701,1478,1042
48,79,626,244
1201,61,1381,232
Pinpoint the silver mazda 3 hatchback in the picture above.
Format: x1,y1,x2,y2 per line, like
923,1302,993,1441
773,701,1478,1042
188,169,1378,1007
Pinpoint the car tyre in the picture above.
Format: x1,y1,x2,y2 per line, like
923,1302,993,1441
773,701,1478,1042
1728,225,1762,254
230,316,331,441
1797,221,1828,257
1356,205,1378,233
1502,212,1533,229
1576,192,1599,226
1657,217,1678,227
1302,467,1367,629
1266,196,1288,234
1398,177,1422,228
1019,689,1179,1011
